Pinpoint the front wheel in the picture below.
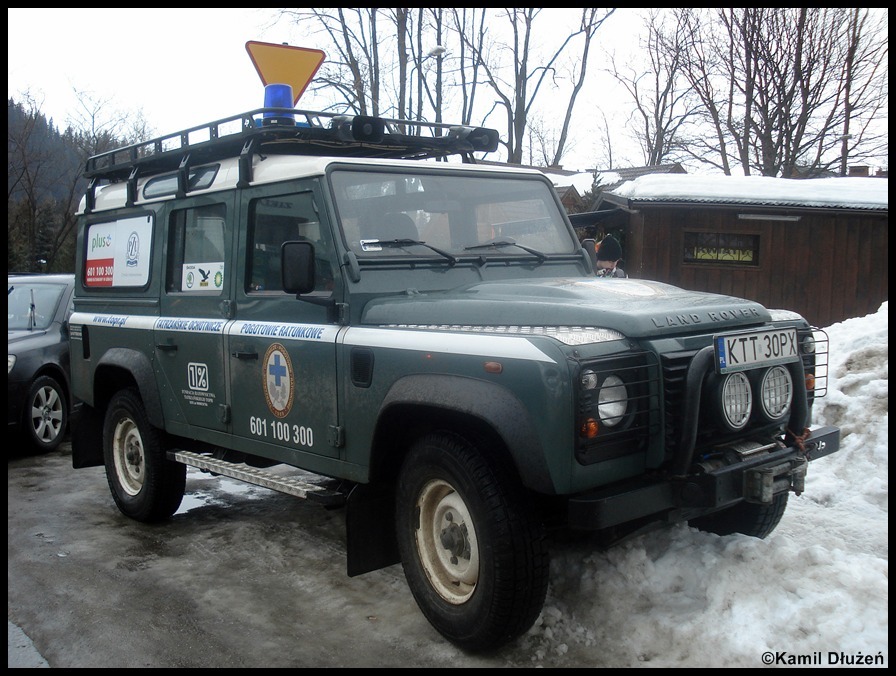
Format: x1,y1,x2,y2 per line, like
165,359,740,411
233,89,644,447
23,375,68,453
103,387,186,522
395,431,549,652
689,492,789,539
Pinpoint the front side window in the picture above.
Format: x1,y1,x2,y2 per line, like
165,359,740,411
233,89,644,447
247,191,335,294
330,169,576,258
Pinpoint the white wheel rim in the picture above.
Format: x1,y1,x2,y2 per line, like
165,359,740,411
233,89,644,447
112,417,145,496
414,479,480,605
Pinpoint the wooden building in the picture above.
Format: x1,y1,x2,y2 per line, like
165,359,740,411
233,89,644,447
589,175,888,328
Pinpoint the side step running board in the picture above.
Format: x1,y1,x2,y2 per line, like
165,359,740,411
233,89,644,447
168,450,347,508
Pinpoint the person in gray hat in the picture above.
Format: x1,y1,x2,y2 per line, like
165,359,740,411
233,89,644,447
595,234,627,277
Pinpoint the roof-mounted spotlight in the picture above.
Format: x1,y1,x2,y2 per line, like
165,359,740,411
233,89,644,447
448,126,500,153
331,115,385,143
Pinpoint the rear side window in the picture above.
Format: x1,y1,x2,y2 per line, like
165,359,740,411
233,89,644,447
166,204,227,293
143,165,219,199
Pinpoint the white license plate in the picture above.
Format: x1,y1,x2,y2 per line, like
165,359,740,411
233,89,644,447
714,327,799,373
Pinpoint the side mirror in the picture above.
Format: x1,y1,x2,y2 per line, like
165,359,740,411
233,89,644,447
582,238,597,271
281,241,316,295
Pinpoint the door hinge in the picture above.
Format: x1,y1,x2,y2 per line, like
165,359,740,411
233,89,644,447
328,425,345,448
219,404,231,424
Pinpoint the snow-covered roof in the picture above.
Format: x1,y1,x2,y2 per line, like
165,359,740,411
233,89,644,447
604,174,888,211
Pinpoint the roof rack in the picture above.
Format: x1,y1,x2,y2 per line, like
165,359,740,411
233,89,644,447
83,107,500,191
82,108,501,212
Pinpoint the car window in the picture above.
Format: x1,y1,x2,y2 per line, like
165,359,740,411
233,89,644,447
7,281,68,330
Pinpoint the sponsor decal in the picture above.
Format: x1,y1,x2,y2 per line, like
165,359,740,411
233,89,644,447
126,231,140,268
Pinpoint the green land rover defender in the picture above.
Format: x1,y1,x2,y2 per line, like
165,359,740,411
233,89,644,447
69,106,840,652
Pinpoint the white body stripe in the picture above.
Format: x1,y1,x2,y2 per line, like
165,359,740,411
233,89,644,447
70,312,557,361
70,312,157,331
343,327,557,363
229,320,339,342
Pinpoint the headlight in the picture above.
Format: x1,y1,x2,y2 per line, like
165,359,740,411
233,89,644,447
720,372,752,430
800,334,816,354
580,369,599,390
756,365,793,421
8,354,15,374
597,374,628,427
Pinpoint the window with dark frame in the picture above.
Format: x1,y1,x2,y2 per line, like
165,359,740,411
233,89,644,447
683,232,760,266
165,203,227,293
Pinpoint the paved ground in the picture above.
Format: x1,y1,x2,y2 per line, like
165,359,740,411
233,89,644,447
7,440,536,668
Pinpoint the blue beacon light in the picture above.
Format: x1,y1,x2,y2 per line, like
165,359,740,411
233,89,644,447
262,83,296,126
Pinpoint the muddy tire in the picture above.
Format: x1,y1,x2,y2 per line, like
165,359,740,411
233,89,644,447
395,431,549,652
690,492,789,539
103,387,185,522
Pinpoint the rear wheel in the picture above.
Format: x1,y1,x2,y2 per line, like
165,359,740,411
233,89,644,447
103,387,185,522
23,375,68,453
395,431,549,652
689,492,789,539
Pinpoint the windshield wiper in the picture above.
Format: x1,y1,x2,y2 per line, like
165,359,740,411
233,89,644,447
28,288,36,330
464,238,547,263
374,239,457,266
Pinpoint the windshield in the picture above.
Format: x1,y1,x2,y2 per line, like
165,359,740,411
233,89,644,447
330,169,577,259
7,282,66,331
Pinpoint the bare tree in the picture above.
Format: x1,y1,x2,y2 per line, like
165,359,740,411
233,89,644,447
8,90,154,273
283,8,614,164
607,10,701,167
280,8,380,115
548,9,614,167
662,8,888,176
835,9,889,175
450,9,487,127
8,94,81,272
459,8,612,163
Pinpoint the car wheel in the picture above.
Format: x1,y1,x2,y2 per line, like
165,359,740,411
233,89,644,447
395,431,549,652
689,492,789,539
103,387,186,522
22,375,68,453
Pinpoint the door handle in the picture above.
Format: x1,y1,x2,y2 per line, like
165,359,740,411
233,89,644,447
231,351,258,360
156,343,178,352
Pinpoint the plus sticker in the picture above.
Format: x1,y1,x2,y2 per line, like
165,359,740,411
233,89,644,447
263,343,294,418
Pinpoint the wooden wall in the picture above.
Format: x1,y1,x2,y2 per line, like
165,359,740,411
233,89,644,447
623,206,888,328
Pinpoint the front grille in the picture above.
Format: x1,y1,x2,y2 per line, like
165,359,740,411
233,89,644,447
661,350,697,463
661,331,829,467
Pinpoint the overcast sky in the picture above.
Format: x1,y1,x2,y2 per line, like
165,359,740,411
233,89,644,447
7,9,887,174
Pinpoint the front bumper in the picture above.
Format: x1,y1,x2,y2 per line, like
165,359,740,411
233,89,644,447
567,425,840,530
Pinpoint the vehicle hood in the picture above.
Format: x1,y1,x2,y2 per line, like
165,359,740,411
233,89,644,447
8,328,49,346
361,278,774,339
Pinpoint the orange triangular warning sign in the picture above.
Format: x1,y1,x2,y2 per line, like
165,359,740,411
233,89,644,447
245,41,326,104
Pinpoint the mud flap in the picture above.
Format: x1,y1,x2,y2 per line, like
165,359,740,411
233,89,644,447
345,482,400,577
70,404,105,468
